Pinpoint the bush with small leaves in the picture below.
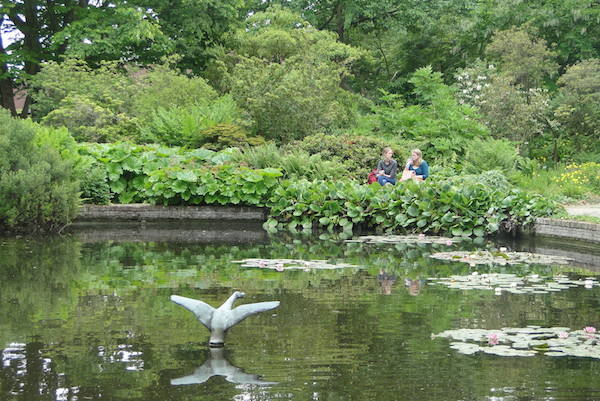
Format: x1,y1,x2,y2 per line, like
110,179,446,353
0,110,79,233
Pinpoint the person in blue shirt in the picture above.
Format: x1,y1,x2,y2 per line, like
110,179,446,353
402,149,429,181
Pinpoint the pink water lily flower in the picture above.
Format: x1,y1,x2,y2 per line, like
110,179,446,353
418,233,426,239
583,326,597,334
558,332,569,339
275,263,285,272
445,240,453,246
257,261,267,268
488,333,500,345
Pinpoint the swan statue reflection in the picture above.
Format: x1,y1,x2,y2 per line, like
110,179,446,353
170,291,280,347
171,347,277,386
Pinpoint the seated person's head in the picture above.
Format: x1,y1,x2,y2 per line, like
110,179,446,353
382,147,393,161
410,149,423,166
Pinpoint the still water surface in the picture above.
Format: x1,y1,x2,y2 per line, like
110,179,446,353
1,225,599,401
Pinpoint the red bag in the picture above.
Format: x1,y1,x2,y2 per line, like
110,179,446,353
367,169,378,184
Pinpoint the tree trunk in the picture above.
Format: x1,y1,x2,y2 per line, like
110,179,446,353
335,1,345,43
18,0,43,117
0,34,17,116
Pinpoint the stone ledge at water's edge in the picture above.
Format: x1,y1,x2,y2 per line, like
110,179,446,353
75,204,268,222
534,218,600,244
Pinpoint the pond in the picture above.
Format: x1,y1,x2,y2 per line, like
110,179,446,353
1,222,599,401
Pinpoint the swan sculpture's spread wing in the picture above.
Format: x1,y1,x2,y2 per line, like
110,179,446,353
170,364,213,385
171,365,277,386
224,369,278,385
170,295,215,329
227,301,280,329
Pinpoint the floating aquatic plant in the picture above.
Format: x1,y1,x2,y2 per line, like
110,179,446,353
232,258,359,271
433,326,600,359
430,250,572,266
428,273,597,294
345,235,460,245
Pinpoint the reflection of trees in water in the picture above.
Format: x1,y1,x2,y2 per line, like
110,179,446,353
0,238,82,337
0,334,154,400
1,235,600,400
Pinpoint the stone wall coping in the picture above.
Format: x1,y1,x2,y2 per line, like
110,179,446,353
77,204,268,221
536,218,600,231
534,217,600,243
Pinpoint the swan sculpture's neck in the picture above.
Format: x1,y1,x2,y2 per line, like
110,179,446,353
221,292,243,310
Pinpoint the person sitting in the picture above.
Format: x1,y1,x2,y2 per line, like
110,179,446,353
400,148,429,181
376,147,398,186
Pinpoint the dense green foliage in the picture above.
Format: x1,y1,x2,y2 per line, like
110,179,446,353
0,111,79,232
79,142,281,205
265,179,558,236
232,143,344,180
77,142,559,236
365,67,489,164
285,133,410,179
2,0,599,231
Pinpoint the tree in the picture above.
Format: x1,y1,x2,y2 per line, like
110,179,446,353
485,28,557,90
128,0,246,74
553,59,600,157
0,0,170,117
454,30,559,149
213,6,366,142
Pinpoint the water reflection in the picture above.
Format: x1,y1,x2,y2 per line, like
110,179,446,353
377,270,397,295
404,279,424,296
1,232,600,401
172,348,277,386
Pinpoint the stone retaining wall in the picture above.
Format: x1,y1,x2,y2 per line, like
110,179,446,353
76,204,268,222
68,221,267,243
534,218,600,243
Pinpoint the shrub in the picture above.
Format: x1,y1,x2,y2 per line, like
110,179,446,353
553,59,600,158
442,170,512,193
140,96,254,148
233,143,345,180
0,111,79,233
29,122,86,174
216,6,365,142
197,123,265,151
368,67,489,165
131,63,218,125
79,163,111,205
30,59,223,143
42,94,138,142
462,138,520,174
286,133,408,180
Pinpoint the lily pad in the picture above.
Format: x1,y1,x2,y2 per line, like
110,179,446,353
430,250,572,266
345,235,459,245
428,273,598,295
231,258,360,271
433,326,600,359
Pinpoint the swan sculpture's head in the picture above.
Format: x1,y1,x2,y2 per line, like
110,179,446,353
234,291,246,299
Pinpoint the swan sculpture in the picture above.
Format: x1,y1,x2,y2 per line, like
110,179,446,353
170,347,277,385
170,291,280,347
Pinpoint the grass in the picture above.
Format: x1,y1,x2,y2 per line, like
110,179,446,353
511,164,600,203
